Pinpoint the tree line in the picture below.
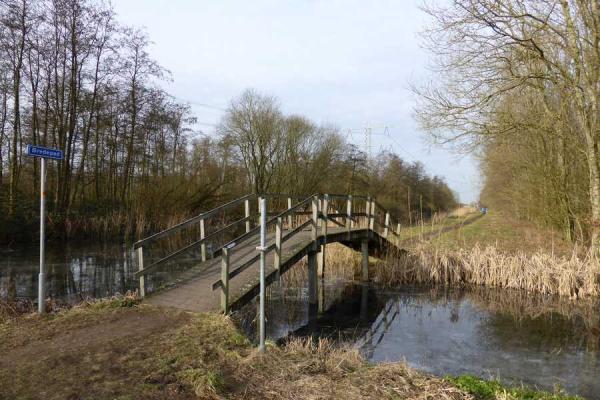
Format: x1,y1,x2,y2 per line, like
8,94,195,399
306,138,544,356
0,0,457,243
415,1,599,249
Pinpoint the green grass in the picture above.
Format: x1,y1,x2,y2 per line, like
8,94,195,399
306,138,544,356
447,375,582,400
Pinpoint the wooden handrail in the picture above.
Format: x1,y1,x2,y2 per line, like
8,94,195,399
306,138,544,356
220,194,315,251
135,214,253,277
134,193,256,249
137,192,405,301
269,194,316,221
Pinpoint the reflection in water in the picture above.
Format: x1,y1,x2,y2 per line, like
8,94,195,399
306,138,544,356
234,281,600,399
0,242,208,302
0,243,139,302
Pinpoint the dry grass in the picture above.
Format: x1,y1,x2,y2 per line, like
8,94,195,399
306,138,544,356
374,245,600,299
281,243,361,288
0,300,473,400
240,338,471,400
422,210,576,256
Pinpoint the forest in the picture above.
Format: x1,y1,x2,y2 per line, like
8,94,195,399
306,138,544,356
0,0,457,243
415,0,599,249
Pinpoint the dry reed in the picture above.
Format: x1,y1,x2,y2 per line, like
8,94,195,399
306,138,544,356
375,244,600,299
281,243,361,288
237,336,472,400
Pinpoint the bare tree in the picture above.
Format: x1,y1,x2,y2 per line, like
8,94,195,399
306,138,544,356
218,89,284,194
415,0,600,249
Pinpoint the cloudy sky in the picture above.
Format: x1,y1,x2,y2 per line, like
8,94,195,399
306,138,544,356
113,0,480,203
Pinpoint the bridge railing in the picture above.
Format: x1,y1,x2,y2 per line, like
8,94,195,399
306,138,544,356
134,192,316,297
211,193,402,312
134,192,402,301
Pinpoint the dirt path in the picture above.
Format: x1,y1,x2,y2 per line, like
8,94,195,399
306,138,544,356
1,307,189,369
0,306,193,400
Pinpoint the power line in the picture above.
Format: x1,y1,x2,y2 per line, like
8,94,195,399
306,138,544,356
173,96,228,112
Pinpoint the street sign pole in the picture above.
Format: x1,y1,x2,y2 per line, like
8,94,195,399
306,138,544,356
258,197,267,352
38,157,46,314
26,144,63,314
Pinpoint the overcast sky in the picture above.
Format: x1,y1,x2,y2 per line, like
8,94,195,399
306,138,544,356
113,0,481,203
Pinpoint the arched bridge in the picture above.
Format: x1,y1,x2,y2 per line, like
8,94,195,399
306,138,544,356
134,193,402,313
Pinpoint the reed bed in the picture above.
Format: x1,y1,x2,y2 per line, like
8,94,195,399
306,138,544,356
375,245,600,299
280,243,361,288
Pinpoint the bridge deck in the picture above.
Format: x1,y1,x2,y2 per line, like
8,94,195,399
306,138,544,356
146,226,372,312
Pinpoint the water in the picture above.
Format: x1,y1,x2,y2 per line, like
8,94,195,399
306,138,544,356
0,243,138,302
234,281,600,399
3,244,600,398
0,241,203,302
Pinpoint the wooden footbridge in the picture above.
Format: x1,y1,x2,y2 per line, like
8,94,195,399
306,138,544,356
134,193,402,313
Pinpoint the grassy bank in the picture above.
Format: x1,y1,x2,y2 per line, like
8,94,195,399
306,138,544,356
0,296,581,400
413,210,575,256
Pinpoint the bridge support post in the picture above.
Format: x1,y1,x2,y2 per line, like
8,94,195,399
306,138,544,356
317,246,325,277
200,219,206,262
308,251,318,305
396,222,401,236
318,277,325,313
361,238,369,282
137,247,145,298
346,195,353,238
221,247,230,313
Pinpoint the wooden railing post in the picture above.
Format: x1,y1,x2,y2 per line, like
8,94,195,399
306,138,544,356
369,200,376,231
244,199,251,233
137,246,145,298
221,247,230,313
275,216,282,270
396,222,401,236
257,196,263,226
287,197,293,229
200,218,206,262
311,195,319,251
384,211,390,238
318,194,329,277
365,197,371,229
346,195,353,235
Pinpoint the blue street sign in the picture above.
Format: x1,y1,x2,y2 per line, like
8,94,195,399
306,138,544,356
27,144,63,160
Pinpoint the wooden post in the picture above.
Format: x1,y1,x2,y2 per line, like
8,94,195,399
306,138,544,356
244,198,251,233
287,197,293,229
396,222,401,236
346,195,353,237
384,211,390,238
317,195,322,228
200,219,207,262
308,251,318,305
361,238,369,282
365,197,371,229
318,194,328,277
311,195,319,251
137,246,145,298
318,279,325,314
221,247,230,313
369,200,375,231
275,216,282,270
257,196,262,226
